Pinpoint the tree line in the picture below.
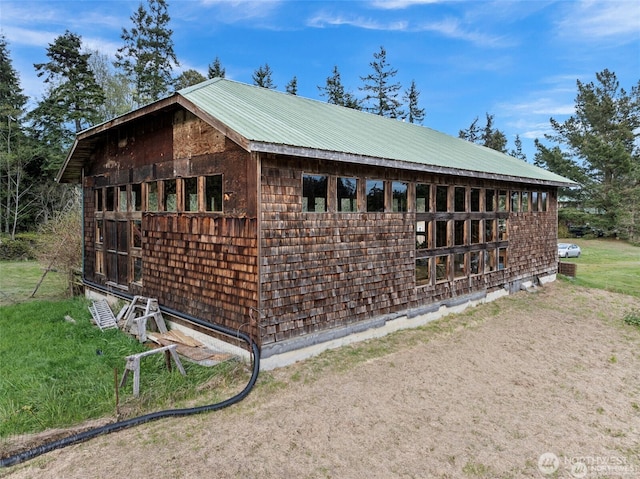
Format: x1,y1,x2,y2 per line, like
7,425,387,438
0,0,638,243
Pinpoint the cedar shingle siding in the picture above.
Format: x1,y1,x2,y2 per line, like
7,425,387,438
60,79,571,352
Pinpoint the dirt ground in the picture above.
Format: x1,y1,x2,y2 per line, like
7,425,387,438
2,281,640,479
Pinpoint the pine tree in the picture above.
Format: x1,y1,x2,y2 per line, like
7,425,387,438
459,113,507,153
115,0,179,105
359,46,403,118
33,30,105,134
286,76,298,95
252,64,276,89
207,57,226,79
509,135,527,162
403,80,425,124
174,69,207,90
318,66,360,109
542,69,640,241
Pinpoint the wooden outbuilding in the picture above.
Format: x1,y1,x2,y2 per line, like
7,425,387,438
58,78,573,365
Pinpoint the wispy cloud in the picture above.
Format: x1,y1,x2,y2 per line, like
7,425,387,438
415,17,512,47
369,0,443,9
307,12,408,31
196,0,283,22
556,0,640,41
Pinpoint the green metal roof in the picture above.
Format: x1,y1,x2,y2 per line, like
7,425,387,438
179,78,573,186
58,77,573,186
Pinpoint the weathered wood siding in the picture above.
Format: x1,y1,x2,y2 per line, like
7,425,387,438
259,155,559,345
82,108,259,336
143,215,258,336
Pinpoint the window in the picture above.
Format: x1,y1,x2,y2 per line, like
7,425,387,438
416,184,430,212
541,192,548,212
366,180,385,212
184,177,198,212
498,218,508,241
95,219,104,275
435,255,448,282
436,185,448,212
510,191,520,212
205,175,223,212
131,220,142,249
337,177,357,212
498,190,507,212
469,251,481,275
485,189,495,212
436,220,448,248
132,184,142,211
164,179,177,212
416,221,428,249
498,247,508,270
470,188,480,212
454,187,466,212
521,191,529,212
147,182,159,211
106,187,115,211
392,182,408,212
416,258,430,286
454,220,465,246
531,191,539,212
132,257,142,283
470,220,481,244
119,186,128,212
303,175,328,212
485,219,495,242
453,253,466,279
96,189,103,212
485,249,496,272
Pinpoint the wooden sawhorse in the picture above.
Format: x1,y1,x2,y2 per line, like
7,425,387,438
119,344,186,397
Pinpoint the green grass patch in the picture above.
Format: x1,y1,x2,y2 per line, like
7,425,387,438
0,298,248,439
558,239,640,297
0,261,68,306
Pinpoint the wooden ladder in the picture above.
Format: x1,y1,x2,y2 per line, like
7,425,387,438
89,300,118,330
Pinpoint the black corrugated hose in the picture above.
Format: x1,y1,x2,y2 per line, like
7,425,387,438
0,281,260,468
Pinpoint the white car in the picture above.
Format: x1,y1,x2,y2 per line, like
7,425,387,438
558,243,581,258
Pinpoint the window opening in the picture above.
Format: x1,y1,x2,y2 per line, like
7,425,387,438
392,182,408,212
303,174,328,212
205,175,223,212
337,177,357,212
164,179,177,211
416,184,430,212
366,180,385,212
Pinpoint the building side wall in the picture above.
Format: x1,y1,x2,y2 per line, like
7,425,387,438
260,154,559,346
82,109,259,337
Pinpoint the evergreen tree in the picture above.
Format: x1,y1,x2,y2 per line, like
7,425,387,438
115,0,179,105
252,63,276,89
509,135,527,162
403,80,425,124
459,113,507,153
174,69,206,90
541,69,640,241
207,56,226,79
319,66,346,105
286,76,298,95
33,30,105,134
359,46,403,118
0,35,29,236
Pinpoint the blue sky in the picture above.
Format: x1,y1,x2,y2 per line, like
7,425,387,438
1,0,639,160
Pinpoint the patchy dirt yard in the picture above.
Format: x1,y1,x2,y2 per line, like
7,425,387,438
2,281,640,479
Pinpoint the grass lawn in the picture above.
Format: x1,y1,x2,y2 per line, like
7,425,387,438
0,261,68,306
557,238,640,297
0,297,248,440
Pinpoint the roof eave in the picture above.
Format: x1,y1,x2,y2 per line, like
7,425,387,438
249,141,576,188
